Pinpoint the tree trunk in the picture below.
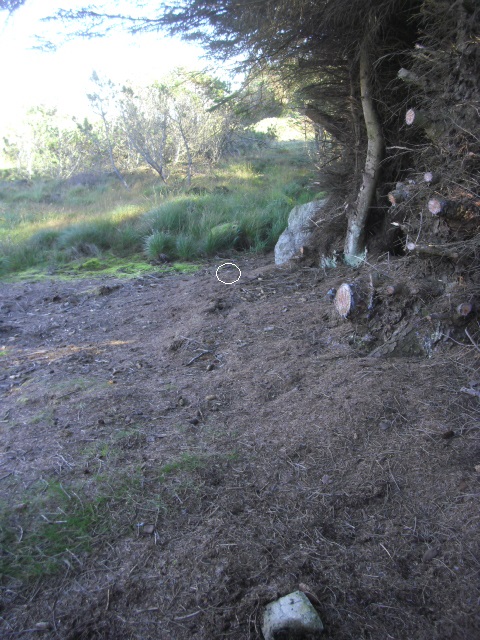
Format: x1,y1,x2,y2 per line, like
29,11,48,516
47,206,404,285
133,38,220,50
304,105,350,145
100,109,129,190
344,45,384,265
176,118,193,187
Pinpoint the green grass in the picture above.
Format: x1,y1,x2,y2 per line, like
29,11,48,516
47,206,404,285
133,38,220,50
0,141,322,279
0,446,238,582
157,452,209,477
0,481,106,580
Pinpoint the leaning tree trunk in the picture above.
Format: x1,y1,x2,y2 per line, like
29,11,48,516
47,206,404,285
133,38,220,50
344,44,384,265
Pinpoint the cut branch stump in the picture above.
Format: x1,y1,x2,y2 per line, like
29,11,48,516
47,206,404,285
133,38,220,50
388,183,412,206
406,108,429,128
426,302,474,325
405,108,442,140
428,197,453,216
456,302,473,319
423,172,440,185
334,278,374,319
379,283,407,297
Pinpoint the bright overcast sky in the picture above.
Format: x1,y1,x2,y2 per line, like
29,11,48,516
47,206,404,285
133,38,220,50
0,1,210,135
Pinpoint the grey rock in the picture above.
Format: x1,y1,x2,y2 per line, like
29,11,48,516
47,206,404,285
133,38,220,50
262,590,324,640
274,199,329,266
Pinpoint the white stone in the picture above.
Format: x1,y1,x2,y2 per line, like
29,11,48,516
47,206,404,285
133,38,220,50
274,198,329,265
262,590,324,640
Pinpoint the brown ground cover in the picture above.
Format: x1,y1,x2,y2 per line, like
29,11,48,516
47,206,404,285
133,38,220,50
0,255,479,639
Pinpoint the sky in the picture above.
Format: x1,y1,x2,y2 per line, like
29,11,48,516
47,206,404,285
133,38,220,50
0,1,212,136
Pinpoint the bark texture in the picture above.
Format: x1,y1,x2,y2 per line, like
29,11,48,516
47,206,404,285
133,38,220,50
344,45,384,264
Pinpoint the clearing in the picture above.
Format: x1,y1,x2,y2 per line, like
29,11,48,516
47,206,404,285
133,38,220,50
0,255,479,639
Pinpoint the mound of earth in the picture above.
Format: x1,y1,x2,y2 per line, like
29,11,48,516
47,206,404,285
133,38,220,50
0,254,479,639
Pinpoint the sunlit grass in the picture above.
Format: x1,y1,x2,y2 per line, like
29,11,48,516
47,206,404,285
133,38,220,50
0,142,321,278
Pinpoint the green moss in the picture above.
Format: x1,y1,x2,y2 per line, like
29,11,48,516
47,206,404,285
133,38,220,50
77,258,104,271
2,256,160,283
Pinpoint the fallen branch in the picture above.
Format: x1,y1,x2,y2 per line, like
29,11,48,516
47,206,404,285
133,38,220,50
406,242,459,260
465,328,480,354
186,350,212,366
460,387,480,398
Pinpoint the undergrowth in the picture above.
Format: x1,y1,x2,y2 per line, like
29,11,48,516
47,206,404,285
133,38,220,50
0,142,322,278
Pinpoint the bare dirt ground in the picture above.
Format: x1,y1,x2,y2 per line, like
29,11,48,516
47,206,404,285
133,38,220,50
1,254,479,639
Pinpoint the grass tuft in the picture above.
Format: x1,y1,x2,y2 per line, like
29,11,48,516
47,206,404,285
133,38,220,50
144,231,177,260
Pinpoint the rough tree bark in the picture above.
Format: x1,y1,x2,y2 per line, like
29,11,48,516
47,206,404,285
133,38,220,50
344,44,384,265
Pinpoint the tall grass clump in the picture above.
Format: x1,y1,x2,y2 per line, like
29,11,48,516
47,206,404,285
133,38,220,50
147,197,197,233
175,233,199,260
202,222,243,255
139,149,319,260
28,228,62,249
144,231,177,260
0,243,44,277
57,219,116,253
110,225,145,255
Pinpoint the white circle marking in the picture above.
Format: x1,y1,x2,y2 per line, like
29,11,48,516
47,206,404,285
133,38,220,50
216,262,241,285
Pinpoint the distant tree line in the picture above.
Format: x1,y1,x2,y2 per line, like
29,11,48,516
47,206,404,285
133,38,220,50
1,69,281,183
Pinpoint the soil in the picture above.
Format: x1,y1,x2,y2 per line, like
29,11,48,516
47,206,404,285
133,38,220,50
1,254,479,640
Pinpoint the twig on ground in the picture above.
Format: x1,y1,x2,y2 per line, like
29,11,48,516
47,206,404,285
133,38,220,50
186,350,212,366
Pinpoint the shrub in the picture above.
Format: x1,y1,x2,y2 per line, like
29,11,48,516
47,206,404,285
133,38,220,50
58,220,115,252
144,231,177,260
